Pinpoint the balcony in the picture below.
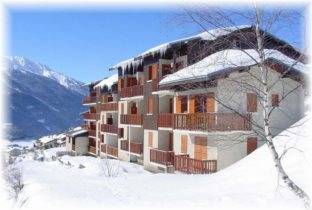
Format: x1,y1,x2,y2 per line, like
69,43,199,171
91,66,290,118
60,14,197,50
100,102,118,111
158,113,174,128
101,124,118,134
120,114,143,125
106,145,118,157
174,154,217,174
88,130,96,137
150,149,174,166
157,113,251,131
82,96,97,104
83,113,97,121
119,85,143,98
174,113,251,131
120,140,143,155
88,146,96,154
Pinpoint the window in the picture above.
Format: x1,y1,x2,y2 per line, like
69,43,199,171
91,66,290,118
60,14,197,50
271,94,280,107
175,61,184,70
101,135,104,143
147,96,153,114
162,64,171,77
148,132,153,147
130,103,137,114
195,95,207,113
247,93,257,112
181,96,188,113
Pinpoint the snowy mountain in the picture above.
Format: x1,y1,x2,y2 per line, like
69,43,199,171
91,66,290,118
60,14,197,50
3,56,88,140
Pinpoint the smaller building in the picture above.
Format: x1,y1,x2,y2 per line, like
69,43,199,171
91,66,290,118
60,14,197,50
65,128,89,155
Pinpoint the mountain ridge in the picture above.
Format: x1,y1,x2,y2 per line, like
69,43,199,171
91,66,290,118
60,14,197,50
4,56,88,140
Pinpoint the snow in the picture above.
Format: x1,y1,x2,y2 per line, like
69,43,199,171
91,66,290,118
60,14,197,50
159,49,306,86
2,113,311,210
112,25,251,70
5,56,87,95
94,74,118,90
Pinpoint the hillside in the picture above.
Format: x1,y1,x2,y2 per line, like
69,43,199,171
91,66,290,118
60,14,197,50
2,113,311,210
3,56,87,140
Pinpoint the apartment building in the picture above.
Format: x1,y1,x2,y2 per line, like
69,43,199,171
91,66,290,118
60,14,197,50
69,25,306,174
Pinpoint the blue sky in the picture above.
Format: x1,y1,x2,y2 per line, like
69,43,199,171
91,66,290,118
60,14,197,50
7,7,305,83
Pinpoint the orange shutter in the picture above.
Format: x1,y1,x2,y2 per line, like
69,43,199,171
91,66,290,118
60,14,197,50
271,94,279,107
148,96,153,114
118,78,124,91
194,137,207,160
247,93,257,112
152,64,158,80
247,137,257,154
189,95,195,113
206,92,215,112
148,132,153,147
181,135,188,154
176,96,182,113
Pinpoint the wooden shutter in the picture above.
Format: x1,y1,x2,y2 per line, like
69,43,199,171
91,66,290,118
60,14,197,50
189,95,195,114
152,64,158,80
176,96,182,113
181,135,188,154
194,137,207,160
247,93,257,112
148,132,153,147
247,137,257,154
271,94,279,107
148,96,153,114
206,92,215,112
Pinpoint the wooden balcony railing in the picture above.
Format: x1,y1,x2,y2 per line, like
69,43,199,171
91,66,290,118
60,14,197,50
120,114,143,125
150,149,174,166
107,145,118,157
174,113,251,131
101,124,118,134
88,146,96,154
120,140,143,155
100,102,118,111
119,85,143,98
82,96,97,104
101,144,106,153
174,155,217,174
88,130,96,137
158,113,174,128
83,113,97,120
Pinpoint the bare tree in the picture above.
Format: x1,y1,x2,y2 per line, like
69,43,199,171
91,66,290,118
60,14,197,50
99,158,120,177
167,3,310,208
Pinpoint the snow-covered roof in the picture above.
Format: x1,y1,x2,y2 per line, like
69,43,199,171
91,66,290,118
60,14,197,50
159,49,306,86
112,25,252,70
38,135,58,144
94,74,118,90
67,129,88,137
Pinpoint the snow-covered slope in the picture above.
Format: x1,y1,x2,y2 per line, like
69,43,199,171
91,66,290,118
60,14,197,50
6,56,86,95
3,56,88,140
3,113,310,210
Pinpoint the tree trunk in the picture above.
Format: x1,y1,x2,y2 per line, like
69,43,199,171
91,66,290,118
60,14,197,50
254,6,310,208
